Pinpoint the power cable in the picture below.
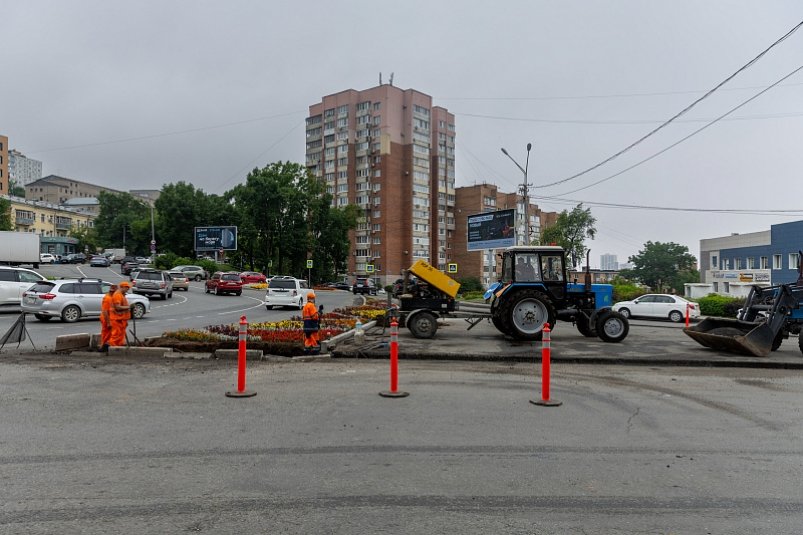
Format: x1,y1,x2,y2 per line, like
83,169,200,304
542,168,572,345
545,63,803,196
533,194,803,216
27,110,306,154
455,109,803,125
538,19,803,189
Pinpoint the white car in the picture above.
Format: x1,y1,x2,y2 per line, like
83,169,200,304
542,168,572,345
265,277,309,310
39,253,56,264
0,266,47,308
613,294,700,323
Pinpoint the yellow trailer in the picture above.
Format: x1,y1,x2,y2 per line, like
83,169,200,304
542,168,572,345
408,259,461,299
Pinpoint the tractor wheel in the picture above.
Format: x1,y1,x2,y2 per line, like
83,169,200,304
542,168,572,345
576,314,597,337
407,311,438,339
501,290,556,341
799,332,803,357
596,311,629,343
491,311,509,335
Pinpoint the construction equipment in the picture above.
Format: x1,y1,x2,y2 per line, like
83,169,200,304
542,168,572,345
396,247,629,343
684,282,803,357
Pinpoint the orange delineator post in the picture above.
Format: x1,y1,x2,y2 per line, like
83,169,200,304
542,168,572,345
225,315,257,398
530,323,562,407
685,304,690,327
379,319,409,398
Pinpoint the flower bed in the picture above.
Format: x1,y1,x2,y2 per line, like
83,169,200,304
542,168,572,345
149,303,389,356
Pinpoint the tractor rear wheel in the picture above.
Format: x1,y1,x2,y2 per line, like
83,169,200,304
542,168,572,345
501,290,556,341
799,331,803,356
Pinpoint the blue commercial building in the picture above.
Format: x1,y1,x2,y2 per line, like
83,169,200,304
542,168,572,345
692,220,803,298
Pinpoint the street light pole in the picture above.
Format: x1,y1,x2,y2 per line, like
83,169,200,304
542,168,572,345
501,143,533,245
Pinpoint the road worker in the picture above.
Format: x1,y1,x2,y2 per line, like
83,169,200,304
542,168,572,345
302,291,322,354
109,281,132,347
98,283,118,352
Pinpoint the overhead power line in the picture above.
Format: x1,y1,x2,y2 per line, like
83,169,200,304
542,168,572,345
533,194,803,216
537,19,803,189
546,63,803,196
456,109,803,125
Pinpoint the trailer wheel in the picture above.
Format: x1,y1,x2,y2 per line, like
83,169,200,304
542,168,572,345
502,290,556,341
407,311,438,339
576,314,597,337
596,311,629,343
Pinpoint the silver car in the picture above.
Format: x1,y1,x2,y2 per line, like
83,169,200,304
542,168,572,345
22,278,150,322
131,269,173,300
265,277,309,310
172,265,209,281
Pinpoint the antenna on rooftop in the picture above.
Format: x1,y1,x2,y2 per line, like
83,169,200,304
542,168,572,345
379,72,383,85
389,72,394,86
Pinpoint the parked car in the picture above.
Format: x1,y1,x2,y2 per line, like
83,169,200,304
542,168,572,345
167,270,190,291
172,265,209,281
240,271,267,284
352,276,377,295
205,271,243,296
0,266,47,308
22,278,150,322
265,276,309,310
64,253,87,264
612,294,700,323
39,253,56,264
131,269,174,300
89,255,111,267
326,281,351,291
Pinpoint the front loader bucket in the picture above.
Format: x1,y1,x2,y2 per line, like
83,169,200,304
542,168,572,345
683,317,774,357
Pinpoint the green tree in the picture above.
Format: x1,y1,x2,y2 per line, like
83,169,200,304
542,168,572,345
90,191,151,253
8,180,26,198
69,226,99,254
539,203,596,267
154,182,234,258
0,197,13,230
624,241,699,293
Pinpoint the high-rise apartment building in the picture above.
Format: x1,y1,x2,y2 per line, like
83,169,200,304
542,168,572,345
600,253,618,271
306,84,456,286
452,182,558,286
9,149,43,186
0,134,8,194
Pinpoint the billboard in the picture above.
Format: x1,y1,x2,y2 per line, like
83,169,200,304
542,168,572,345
195,226,238,251
467,209,516,251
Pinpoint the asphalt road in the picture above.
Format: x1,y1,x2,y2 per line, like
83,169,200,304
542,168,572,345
0,263,360,351
0,356,801,533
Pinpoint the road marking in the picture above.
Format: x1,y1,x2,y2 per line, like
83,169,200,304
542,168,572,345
216,295,266,315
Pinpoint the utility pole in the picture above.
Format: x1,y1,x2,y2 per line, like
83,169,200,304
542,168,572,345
501,143,533,245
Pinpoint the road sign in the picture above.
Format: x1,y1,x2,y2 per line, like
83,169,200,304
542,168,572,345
150,240,156,246
366,264,374,273
306,259,313,269
448,263,458,273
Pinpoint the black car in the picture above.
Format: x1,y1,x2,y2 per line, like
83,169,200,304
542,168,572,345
326,281,351,291
64,253,86,264
352,277,377,295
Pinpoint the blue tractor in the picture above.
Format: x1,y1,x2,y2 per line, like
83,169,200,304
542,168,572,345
487,246,629,342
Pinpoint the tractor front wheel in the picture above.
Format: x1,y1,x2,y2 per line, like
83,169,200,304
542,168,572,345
596,311,629,343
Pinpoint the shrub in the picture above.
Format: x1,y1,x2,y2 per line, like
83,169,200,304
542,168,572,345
612,281,644,302
457,276,484,293
696,294,744,317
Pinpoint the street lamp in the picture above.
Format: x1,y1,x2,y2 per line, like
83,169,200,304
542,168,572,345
501,143,533,244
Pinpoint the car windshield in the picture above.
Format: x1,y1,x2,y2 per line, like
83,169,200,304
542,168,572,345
270,279,296,289
137,272,163,281
222,274,240,281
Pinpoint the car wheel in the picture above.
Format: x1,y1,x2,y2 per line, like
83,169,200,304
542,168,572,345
213,287,219,295
61,305,82,323
618,308,631,319
235,291,242,296
668,310,683,323
131,302,146,319
298,300,304,310
161,293,167,300
195,275,202,281
34,313,52,322
205,286,210,293
266,305,273,310
168,292,173,299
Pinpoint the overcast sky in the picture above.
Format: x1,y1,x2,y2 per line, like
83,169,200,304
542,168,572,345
3,1,803,267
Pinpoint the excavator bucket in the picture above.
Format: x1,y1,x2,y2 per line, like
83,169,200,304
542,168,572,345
683,317,775,357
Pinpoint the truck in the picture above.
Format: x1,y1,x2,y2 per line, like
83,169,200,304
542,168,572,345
0,231,41,268
395,246,629,343
103,248,127,263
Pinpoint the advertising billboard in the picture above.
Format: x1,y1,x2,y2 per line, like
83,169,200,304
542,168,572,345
467,209,516,251
194,226,238,251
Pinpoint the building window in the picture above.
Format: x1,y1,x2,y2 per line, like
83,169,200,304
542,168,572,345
735,258,742,269
773,254,782,269
760,256,768,269
711,255,718,268
746,257,754,269
789,253,800,270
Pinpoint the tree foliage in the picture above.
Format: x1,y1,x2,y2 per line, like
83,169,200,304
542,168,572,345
539,203,596,267
623,241,699,293
0,197,13,231
93,191,151,255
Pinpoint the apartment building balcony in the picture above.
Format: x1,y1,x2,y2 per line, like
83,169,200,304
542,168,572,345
55,219,72,230
15,214,35,226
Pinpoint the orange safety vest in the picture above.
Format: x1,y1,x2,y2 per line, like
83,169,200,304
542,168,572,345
110,291,131,321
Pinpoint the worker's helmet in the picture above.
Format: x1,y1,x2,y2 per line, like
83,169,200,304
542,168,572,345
307,292,315,300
